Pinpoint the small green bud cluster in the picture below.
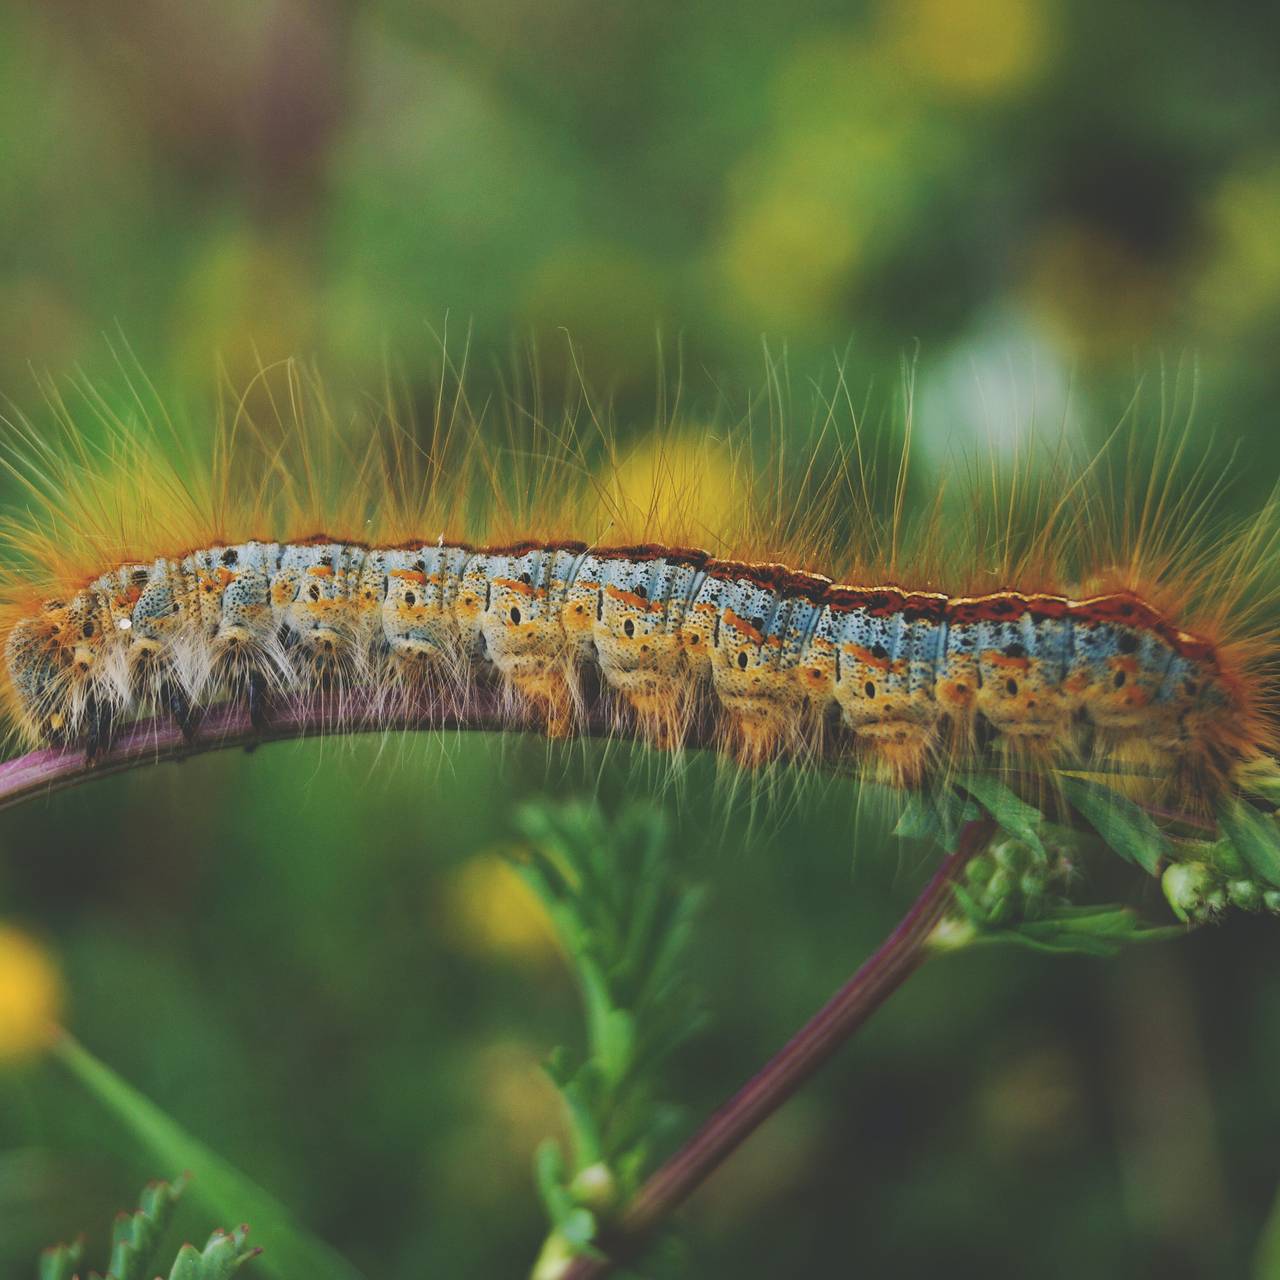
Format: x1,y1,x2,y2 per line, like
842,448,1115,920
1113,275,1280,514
1161,859,1280,924
959,837,1070,927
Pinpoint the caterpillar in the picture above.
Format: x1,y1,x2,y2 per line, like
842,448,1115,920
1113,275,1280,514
0,360,1274,803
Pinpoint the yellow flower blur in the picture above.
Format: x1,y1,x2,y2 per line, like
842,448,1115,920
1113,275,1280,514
882,0,1052,97
445,856,559,963
1197,161,1280,335
602,431,740,550
0,924,63,1061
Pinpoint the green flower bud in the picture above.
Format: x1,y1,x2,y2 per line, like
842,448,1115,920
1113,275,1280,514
1203,837,1248,877
984,867,1015,905
1019,869,1047,899
1264,889,1280,915
1162,861,1218,924
993,840,1030,874
570,1162,619,1215
928,915,978,951
1227,879,1264,912
965,855,996,887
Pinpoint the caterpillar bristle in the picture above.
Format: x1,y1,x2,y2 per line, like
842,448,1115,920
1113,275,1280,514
0,356,1275,812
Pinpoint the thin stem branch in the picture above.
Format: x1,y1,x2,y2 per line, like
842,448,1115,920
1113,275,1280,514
561,819,995,1280
0,689,726,814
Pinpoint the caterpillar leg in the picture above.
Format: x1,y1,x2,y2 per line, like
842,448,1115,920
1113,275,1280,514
83,695,117,765
246,668,271,731
166,681,200,743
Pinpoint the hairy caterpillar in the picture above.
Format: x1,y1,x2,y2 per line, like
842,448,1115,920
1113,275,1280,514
0,360,1274,803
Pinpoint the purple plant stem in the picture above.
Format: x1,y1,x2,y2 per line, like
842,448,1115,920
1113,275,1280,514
0,689,731,813
561,818,995,1280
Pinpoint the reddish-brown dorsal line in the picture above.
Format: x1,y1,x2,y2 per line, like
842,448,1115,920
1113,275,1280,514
54,535,1218,664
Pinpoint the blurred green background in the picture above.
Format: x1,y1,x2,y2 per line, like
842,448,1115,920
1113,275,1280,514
1,0,1280,1276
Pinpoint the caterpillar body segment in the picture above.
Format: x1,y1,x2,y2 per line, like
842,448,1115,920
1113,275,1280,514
478,542,586,735
3,535,1240,786
582,548,709,748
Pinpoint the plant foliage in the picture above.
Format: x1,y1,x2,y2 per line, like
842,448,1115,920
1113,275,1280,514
512,800,704,1275
38,1177,259,1280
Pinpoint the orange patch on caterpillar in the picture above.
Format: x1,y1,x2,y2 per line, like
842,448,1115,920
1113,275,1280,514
937,678,975,707
843,643,894,673
720,610,771,646
983,651,1030,671
491,577,546,599
604,584,664,613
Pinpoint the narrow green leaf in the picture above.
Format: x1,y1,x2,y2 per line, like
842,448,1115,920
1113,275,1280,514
109,1178,185,1280
891,794,939,842
1233,756,1280,809
39,1241,83,1280
53,1035,364,1280
1059,775,1165,875
557,1077,603,1167
893,789,982,852
597,1009,635,1086
957,775,1044,856
534,1140,572,1223
169,1243,207,1280
1216,796,1280,888
186,1226,260,1280
978,906,1182,957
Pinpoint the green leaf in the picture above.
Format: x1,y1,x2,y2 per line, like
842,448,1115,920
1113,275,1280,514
1232,756,1280,809
108,1176,185,1280
514,798,704,1263
170,1243,209,1280
1216,796,1280,888
38,1241,83,1280
956,775,1044,856
1059,775,1165,875
893,788,982,852
596,1008,635,1086
534,1140,573,1224
166,1232,260,1280
892,793,940,842
973,905,1182,957
53,1035,363,1280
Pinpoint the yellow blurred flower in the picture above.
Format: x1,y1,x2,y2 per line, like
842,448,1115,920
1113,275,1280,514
444,855,559,964
599,430,740,550
1197,161,1280,334
717,187,865,332
716,36,922,332
881,0,1053,98
0,925,63,1062
438,1037,566,1203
